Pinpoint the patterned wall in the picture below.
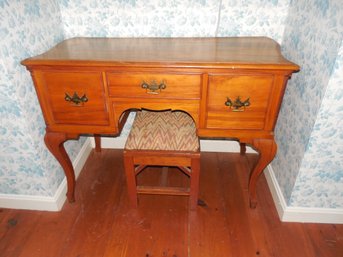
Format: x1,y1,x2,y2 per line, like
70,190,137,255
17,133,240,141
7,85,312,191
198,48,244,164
289,45,343,208
58,0,219,38
0,0,85,197
59,0,289,42
273,0,343,208
217,0,289,42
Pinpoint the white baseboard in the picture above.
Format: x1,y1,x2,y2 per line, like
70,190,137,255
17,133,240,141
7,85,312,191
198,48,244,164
91,136,257,153
265,165,343,224
200,139,257,153
90,136,127,149
0,138,93,212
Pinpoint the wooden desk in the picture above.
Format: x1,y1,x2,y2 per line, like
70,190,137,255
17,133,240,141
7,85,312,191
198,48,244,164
22,37,299,208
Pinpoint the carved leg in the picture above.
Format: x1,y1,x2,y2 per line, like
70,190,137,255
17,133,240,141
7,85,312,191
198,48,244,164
239,142,246,155
94,134,101,152
44,131,80,203
248,138,277,209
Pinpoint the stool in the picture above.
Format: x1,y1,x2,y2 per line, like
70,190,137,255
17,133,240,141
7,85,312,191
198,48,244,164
123,110,200,210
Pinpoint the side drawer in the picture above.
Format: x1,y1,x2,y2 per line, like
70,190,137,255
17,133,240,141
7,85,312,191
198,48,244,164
38,71,109,126
205,74,274,130
106,72,201,99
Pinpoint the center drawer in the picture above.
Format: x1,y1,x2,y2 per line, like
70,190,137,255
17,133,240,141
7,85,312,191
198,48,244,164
106,72,201,99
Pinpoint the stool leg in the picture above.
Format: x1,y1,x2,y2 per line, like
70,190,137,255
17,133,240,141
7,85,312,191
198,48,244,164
189,155,200,210
123,153,138,208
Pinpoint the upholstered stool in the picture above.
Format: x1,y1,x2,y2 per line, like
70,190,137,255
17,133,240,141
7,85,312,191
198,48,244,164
123,110,200,210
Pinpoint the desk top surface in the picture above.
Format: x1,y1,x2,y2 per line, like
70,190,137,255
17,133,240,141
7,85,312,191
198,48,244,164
22,37,299,70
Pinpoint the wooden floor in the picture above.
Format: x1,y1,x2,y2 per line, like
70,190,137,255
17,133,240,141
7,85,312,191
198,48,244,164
0,150,342,257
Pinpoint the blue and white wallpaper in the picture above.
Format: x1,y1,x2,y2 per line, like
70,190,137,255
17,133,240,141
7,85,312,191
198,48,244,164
273,0,343,208
59,0,220,38
289,45,343,208
217,0,289,43
0,0,342,210
59,0,289,42
0,0,85,197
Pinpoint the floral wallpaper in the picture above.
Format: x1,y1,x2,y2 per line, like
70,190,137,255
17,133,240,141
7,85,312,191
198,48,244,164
59,0,221,38
0,0,85,197
58,0,289,42
217,0,289,43
289,45,343,208
1,0,342,210
273,0,343,208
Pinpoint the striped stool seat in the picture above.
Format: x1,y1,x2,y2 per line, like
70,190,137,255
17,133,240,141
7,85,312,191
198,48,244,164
123,110,200,210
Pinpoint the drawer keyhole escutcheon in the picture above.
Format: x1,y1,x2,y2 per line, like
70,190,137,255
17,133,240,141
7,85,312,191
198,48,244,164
65,92,88,106
141,80,166,94
225,96,250,112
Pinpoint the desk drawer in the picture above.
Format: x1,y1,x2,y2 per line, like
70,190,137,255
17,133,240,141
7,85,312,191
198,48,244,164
206,75,273,130
39,71,109,125
107,72,201,99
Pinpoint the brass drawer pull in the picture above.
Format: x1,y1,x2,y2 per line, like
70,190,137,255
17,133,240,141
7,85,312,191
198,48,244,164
65,92,88,106
225,96,250,112
141,80,166,94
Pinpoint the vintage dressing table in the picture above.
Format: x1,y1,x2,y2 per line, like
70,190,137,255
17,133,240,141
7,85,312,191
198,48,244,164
21,37,299,208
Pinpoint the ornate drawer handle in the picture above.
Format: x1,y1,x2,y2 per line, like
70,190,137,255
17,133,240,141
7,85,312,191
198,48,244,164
225,96,250,112
65,92,88,106
141,80,166,94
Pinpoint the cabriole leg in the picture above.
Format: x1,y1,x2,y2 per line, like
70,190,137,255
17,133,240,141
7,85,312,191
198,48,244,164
248,138,277,208
44,131,80,203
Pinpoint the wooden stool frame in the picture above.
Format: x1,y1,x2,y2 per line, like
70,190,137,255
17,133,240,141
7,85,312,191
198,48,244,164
123,149,200,210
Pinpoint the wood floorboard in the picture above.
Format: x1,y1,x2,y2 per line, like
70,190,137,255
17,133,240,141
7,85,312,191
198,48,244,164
103,166,189,257
189,152,233,257
57,150,125,257
0,211,42,257
218,153,259,257
0,149,342,257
